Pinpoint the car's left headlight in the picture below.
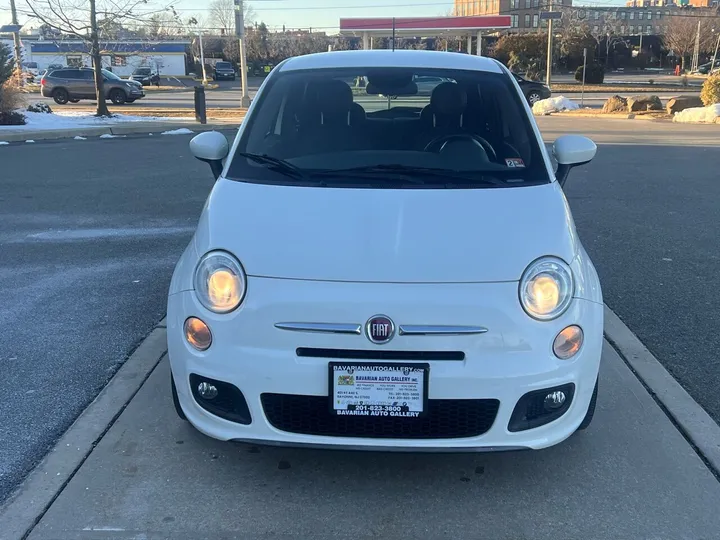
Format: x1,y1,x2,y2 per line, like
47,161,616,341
193,251,247,313
519,257,574,320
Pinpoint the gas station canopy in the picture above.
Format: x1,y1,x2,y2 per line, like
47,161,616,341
339,16,511,55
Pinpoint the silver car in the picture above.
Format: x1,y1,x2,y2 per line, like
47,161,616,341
40,67,145,105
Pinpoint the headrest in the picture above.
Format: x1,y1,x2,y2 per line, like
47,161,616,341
430,82,467,116
314,79,354,115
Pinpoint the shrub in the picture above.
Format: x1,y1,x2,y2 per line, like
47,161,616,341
27,102,52,113
700,73,720,106
575,63,605,84
0,110,26,125
648,79,655,85
0,81,26,125
0,44,13,86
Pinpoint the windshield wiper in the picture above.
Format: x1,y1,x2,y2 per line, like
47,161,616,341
312,164,506,186
235,152,307,180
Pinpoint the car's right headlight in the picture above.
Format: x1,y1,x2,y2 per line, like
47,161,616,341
519,257,574,320
193,251,247,313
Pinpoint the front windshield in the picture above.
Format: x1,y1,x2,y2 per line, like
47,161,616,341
134,68,151,75
102,69,121,80
227,67,549,188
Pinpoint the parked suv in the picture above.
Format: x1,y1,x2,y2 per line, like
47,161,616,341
40,67,145,105
130,67,161,86
213,61,236,81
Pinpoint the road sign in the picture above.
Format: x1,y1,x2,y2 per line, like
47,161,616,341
539,11,562,20
0,24,22,33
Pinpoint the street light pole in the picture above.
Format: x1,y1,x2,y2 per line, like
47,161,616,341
712,31,720,76
198,31,208,85
234,0,251,108
9,0,23,83
545,1,554,88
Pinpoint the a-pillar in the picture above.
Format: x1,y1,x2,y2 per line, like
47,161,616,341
467,33,473,54
362,32,369,50
477,30,482,55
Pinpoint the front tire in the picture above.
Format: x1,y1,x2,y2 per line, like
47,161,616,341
52,88,69,105
109,89,127,105
527,91,542,105
577,379,598,431
69,99,80,103
171,374,187,421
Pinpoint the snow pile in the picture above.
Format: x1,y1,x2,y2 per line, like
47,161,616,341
99,133,125,139
0,141,9,145
0,111,181,131
672,104,720,124
161,128,195,135
73,136,87,140
532,96,580,115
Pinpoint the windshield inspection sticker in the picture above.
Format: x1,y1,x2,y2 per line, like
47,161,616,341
505,158,525,168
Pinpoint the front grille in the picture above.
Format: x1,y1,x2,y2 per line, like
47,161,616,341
261,394,499,439
296,348,465,361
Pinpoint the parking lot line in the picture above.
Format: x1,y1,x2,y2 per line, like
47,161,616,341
10,341,720,540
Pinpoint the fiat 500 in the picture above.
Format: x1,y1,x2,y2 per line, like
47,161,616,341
168,50,601,451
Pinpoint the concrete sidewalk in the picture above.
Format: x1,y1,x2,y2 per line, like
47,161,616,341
6,342,720,540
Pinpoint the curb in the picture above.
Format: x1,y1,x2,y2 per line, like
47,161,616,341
0,321,169,540
604,305,720,478
0,122,239,142
539,112,671,121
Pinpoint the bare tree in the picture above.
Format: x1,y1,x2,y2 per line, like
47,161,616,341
24,0,168,116
663,14,720,71
208,0,255,35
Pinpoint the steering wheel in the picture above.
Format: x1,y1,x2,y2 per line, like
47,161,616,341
424,134,498,162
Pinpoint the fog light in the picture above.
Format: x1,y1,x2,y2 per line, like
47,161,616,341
544,391,566,410
197,382,218,400
184,317,212,351
553,325,584,359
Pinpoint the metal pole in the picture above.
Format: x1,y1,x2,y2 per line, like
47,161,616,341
545,10,554,88
477,30,482,56
467,33,472,55
581,48,587,107
711,32,720,75
199,32,207,85
692,20,701,73
392,17,396,51
639,28,642,56
9,0,23,85
235,0,251,108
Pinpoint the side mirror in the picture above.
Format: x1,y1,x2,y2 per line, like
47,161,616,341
552,135,597,187
189,131,229,179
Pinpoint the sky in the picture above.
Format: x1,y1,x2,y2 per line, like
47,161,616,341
1,0,629,34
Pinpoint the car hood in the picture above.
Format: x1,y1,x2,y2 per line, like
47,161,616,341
192,178,578,283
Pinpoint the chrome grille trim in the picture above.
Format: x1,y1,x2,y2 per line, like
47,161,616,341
274,322,362,335
398,325,488,336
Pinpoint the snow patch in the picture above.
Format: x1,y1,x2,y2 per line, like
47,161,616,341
0,141,9,145
73,136,87,140
0,111,183,132
25,140,35,143
672,104,720,124
532,96,580,115
99,134,125,139
161,128,195,135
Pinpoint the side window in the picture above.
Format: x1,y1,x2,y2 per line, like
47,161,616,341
82,71,95,80
53,70,68,78
65,70,82,79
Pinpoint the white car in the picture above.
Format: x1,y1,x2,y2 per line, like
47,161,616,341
168,50,602,452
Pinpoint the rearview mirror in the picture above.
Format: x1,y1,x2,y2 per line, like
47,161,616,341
552,135,597,187
190,131,229,179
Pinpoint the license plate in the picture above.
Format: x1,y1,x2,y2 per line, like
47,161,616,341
329,362,429,418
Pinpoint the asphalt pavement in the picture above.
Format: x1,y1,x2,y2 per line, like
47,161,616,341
0,132,233,504
2,117,720,514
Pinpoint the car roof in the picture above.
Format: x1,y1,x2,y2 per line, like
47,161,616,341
279,50,504,74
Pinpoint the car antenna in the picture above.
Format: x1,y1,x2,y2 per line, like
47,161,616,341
392,17,396,51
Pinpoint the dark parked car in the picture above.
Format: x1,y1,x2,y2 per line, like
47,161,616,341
697,59,720,75
213,61,236,81
41,67,145,105
512,73,551,105
130,67,161,86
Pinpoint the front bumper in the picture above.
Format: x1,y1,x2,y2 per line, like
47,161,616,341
168,278,603,451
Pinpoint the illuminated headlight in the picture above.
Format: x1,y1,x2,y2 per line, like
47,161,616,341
193,251,247,313
519,257,574,320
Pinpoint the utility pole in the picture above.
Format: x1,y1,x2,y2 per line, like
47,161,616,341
545,0,554,88
9,0,23,83
198,32,208,85
234,0,251,108
712,31,720,76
